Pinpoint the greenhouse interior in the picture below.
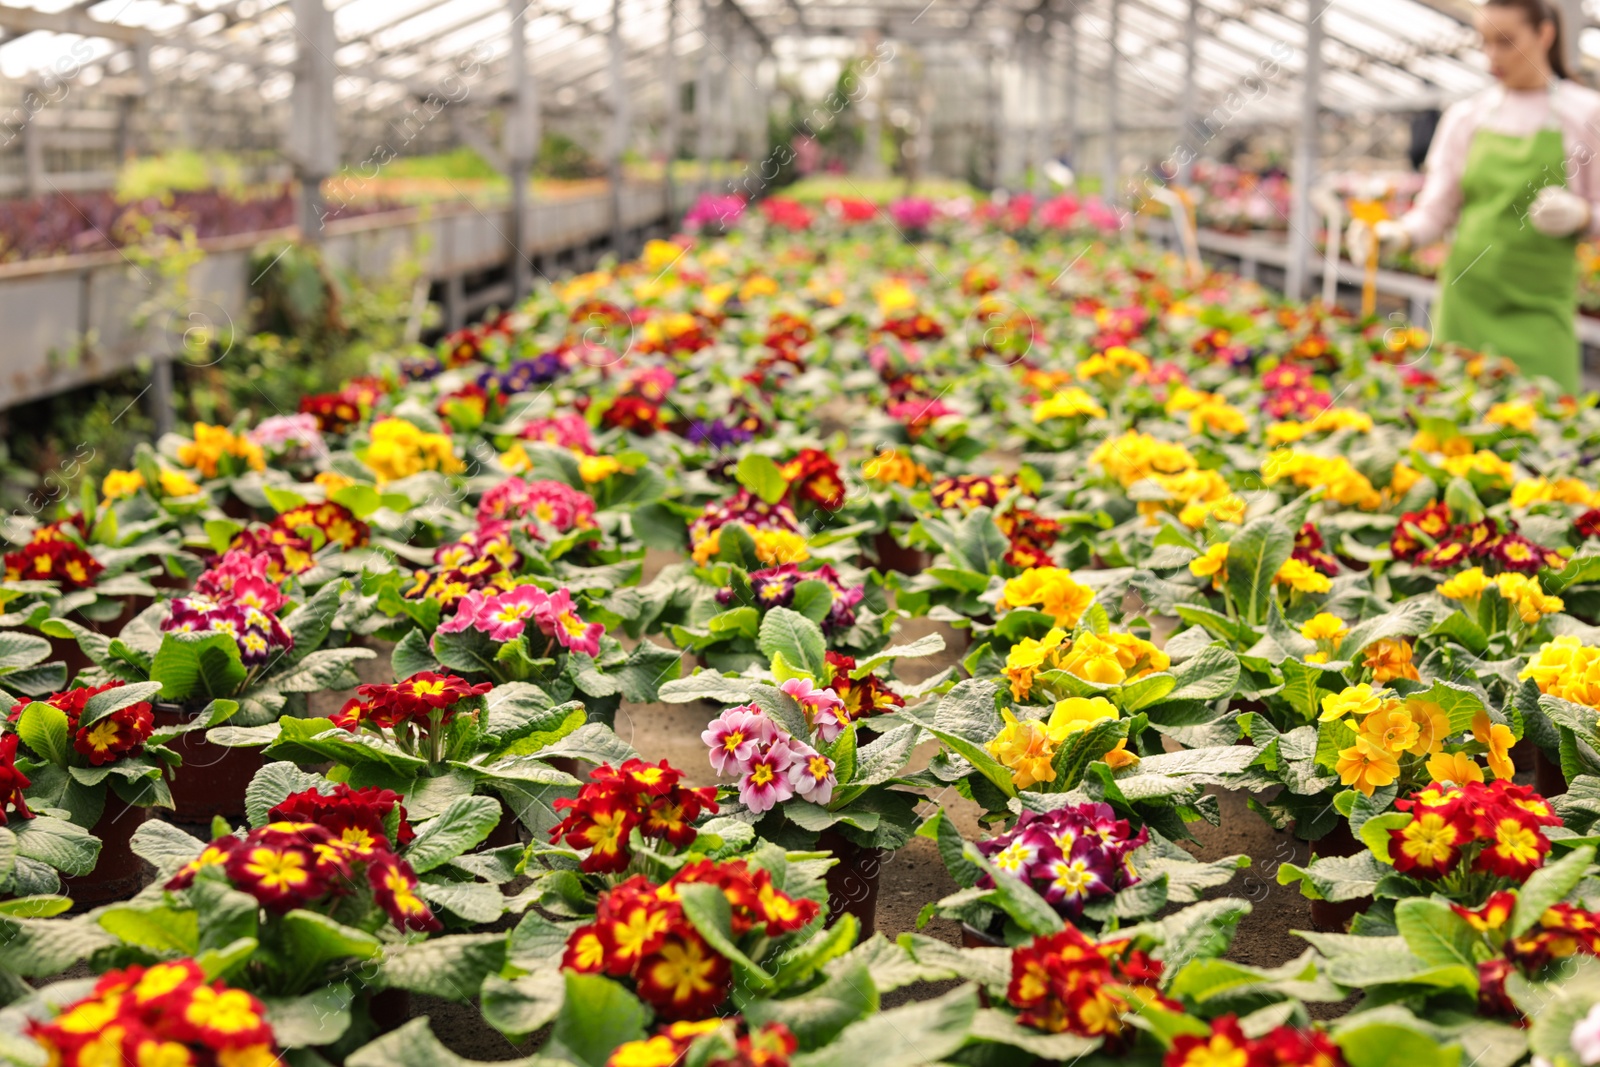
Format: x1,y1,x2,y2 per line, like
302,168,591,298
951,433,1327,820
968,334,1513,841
8,0,1600,1063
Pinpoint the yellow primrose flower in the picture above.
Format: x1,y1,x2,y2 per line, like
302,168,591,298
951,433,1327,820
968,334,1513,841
872,279,917,314
102,469,145,500
1441,450,1514,486
1320,683,1383,723
176,423,265,479
157,469,202,497
1404,699,1451,756
1091,430,1197,488
1426,751,1485,786
1032,389,1107,423
1275,558,1331,594
1356,704,1421,754
1439,567,1491,601
642,239,687,273
1493,572,1564,624
986,710,1058,789
1004,628,1070,701
1473,711,1516,780
1189,399,1247,437
1511,476,1599,509
1299,612,1348,645
1486,400,1537,432
363,418,463,484
1336,737,1400,796
1189,543,1229,587
1048,696,1119,735
998,567,1095,629
1075,345,1150,383
580,455,633,484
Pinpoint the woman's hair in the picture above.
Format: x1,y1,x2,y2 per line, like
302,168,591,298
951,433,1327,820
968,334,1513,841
1486,0,1570,79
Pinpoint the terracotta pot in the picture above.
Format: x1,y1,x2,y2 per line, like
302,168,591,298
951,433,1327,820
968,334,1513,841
1306,820,1370,932
960,921,1002,949
153,704,265,824
1535,748,1567,797
1512,737,1537,776
959,924,1000,1008
63,794,149,906
483,797,524,850
47,634,94,684
818,829,885,939
367,988,411,1033
870,530,929,576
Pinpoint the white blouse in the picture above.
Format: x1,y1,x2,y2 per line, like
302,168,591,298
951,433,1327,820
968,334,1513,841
1398,79,1600,245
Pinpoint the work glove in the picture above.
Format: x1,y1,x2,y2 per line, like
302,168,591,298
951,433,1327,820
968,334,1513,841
1528,185,1592,237
1346,218,1408,263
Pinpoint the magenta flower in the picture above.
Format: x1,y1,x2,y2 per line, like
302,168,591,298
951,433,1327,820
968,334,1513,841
536,587,604,657
738,739,798,814
479,585,549,642
789,746,836,806
702,705,773,775
436,590,488,634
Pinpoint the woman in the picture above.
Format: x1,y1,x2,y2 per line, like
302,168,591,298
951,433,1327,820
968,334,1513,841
1349,0,1600,393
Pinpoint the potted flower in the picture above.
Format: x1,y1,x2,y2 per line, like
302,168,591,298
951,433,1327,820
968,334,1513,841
7,680,210,903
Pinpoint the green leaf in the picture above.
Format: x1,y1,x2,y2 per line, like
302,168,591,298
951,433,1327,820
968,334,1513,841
376,933,507,1000
789,985,978,1067
16,703,70,766
1335,1021,1462,1067
278,911,382,977
150,632,246,701
758,608,829,680
1511,844,1595,936
736,454,790,505
244,761,332,828
1359,812,1412,864
1395,898,1479,972
78,682,164,728
549,972,649,1067
747,958,878,1050
404,796,503,873
264,983,353,1049
1166,645,1240,701
98,903,199,955
1222,517,1295,627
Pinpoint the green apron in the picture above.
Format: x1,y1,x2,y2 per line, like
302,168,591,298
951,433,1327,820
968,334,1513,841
1434,121,1581,393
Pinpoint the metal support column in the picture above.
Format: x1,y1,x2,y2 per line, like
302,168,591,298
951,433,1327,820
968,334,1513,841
1063,13,1078,172
1560,0,1584,77
507,0,538,301
21,105,44,198
1030,32,1047,196
696,0,714,194
663,0,679,215
288,0,339,243
608,0,628,255
1286,0,1325,300
1177,0,1198,184
1102,0,1120,201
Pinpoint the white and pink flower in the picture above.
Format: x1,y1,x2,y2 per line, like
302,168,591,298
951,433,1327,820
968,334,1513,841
701,704,774,775
738,739,799,813
789,747,837,806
